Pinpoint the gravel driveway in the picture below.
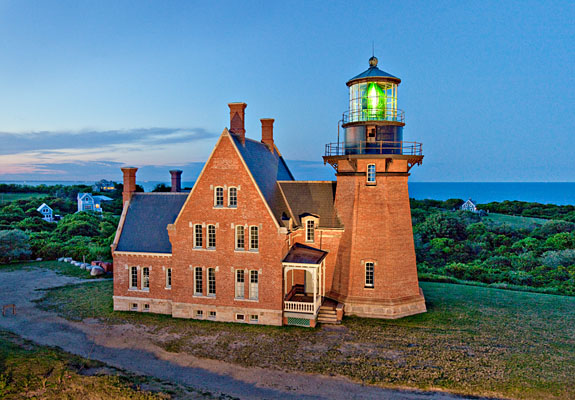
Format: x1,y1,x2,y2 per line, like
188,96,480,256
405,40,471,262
0,268,484,400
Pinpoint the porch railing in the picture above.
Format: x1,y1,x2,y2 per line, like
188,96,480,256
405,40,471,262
284,300,315,313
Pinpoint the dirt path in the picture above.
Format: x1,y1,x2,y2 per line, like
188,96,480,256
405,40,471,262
0,268,484,400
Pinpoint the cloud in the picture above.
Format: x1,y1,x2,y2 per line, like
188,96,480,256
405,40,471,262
0,127,217,155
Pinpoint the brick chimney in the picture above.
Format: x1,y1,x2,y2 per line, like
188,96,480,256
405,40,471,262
121,167,138,204
261,118,275,153
170,169,182,192
228,102,247,144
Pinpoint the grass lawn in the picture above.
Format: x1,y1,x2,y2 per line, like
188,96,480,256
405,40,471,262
0,330,217,399
37,281,575,400
0,192,46,203
483,212,549,229
0,260,104,279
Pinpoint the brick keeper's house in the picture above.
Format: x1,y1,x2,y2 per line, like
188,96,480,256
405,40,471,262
112,57,427,327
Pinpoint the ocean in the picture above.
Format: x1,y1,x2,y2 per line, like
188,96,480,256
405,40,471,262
1,181,574,206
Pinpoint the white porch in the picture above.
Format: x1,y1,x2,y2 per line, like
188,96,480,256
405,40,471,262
282,243,328,318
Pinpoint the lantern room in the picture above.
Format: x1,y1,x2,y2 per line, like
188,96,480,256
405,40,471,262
341,56,406,155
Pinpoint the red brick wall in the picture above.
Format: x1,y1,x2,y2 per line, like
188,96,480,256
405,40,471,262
168,132,289,312
113,253,174,301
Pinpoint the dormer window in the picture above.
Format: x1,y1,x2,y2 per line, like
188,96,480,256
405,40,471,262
306,220,315,243
214,187,224,207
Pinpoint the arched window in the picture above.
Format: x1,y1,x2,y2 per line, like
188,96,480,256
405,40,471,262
235,225,245,250
214,187,224,207
228,187,238,207
249,226,259,251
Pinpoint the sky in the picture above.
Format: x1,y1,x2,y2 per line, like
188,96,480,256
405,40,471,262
0,1,573,183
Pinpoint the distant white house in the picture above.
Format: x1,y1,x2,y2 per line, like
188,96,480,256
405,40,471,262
93,179,116,192
36,203,54,222
460,198,478,213
77,193,113,213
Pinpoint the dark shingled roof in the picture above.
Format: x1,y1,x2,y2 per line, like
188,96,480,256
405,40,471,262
278,181,343,228
230,134,295,225
282,243,328,265
116,193,187,253
348,66,399,83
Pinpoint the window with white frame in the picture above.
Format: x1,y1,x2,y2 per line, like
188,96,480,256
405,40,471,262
367,164,376,184
166,268,172,289
194,267,203,295
306,220,315,242
195,310,203,318
194,224,203,248
235,269,245,299
250,314,259,323
131,303,138,311
365,262,374,288
209,311,216,319
208,267,216,296
207,224,216,249
143,303,150,312
228,187,237,207
235,225,245,250
249,270,259,300
130,267,138,289
249,226,259,251
142,267,150,290
214,187,224,207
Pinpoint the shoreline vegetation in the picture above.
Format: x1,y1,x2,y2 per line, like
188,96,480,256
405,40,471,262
1,183,574,296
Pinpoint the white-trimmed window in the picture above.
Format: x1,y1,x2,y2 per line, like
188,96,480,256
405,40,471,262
209,311,216,319
249,270,259,300
130,267,138,289
365,262,374,288
367,164,376,184
235,225,245,250
194,224,203,248
131,303,138,311
228,187,238,207
249,226,259,251
207,224,216,249
195,310,204,318
208,267,216,296
142,267,150,290
214,187,224,207
236,314,245,321
250,314,259,323
166,268,172,289
194,267,203,295
143,303,150,312
235,269,245,299
306,220,315,242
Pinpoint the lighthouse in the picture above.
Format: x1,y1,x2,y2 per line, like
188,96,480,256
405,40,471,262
324,57,426,318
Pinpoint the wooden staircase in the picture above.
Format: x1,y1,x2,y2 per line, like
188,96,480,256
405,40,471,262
317,299,342,325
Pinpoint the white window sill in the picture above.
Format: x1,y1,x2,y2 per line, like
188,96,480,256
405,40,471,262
234,298,259,302
193,294,217,299
206,247,216,251
165,287,172,290
128,288,149,292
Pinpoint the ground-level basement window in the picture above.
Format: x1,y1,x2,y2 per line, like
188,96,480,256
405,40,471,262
236,313,245,321
143,304,150,312
131,303,138,311
209,311,216,319
195,310,203,318
250,314,259,323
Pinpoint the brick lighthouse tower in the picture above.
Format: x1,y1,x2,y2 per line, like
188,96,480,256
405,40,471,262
324,56,426,318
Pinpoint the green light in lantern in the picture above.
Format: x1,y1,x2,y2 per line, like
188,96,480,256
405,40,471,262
363,83,386,120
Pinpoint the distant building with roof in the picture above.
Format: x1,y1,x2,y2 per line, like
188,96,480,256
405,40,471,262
93,179,116,192
460,199,478,213
111,57,426,327
36,203,54,222
77,193,113,213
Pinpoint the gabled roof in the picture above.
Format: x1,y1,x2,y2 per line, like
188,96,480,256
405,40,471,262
77,193,93,201
230,134,295,226
278,181,342,228
282,243,328,265
36,203,52,212
116,193,187,253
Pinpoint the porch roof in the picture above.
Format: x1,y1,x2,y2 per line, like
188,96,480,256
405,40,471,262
282,243,328,265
